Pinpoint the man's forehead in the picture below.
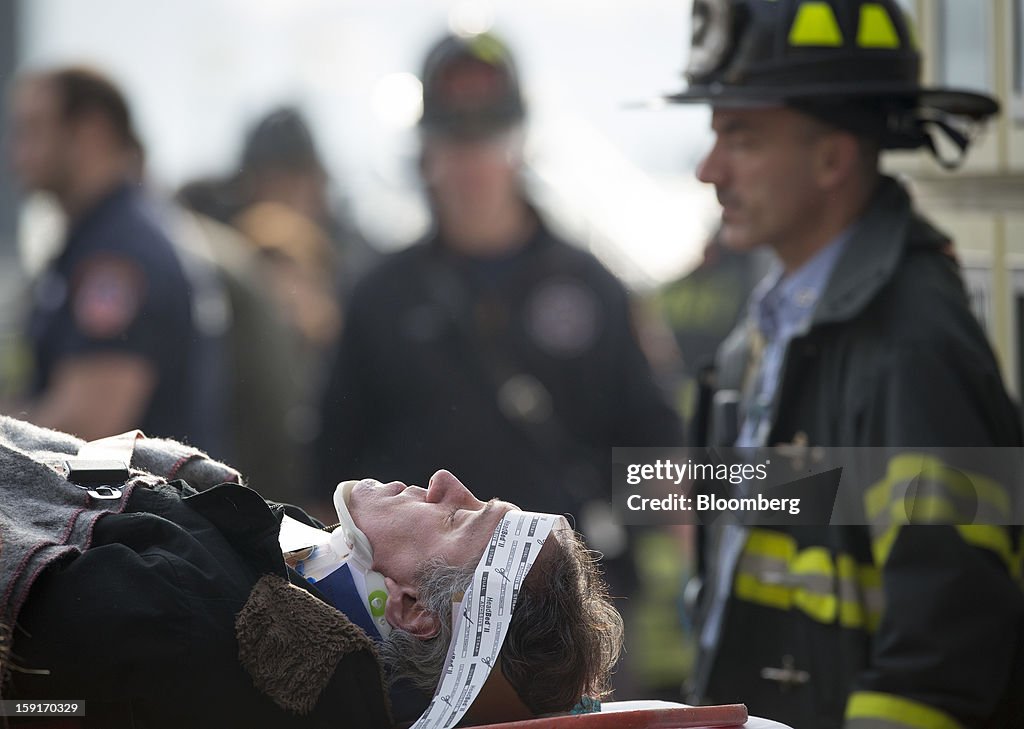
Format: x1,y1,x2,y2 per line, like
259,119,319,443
12,78,61,119
11,77,43,106
710,105,804,133
14,74,56,98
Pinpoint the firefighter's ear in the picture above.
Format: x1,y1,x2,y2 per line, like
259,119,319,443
813,129,861,191
384,577,441,639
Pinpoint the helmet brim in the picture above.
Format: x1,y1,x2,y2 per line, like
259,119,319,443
663,82,999,120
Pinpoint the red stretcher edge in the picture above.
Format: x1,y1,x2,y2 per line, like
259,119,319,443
468,703,750,729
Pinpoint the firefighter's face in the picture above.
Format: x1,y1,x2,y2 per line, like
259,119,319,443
697,107,831,256
421,131,523,220
347,469,518,587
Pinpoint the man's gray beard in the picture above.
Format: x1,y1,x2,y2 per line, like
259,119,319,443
377,559,474,693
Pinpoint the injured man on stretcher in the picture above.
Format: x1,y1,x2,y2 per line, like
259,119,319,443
0,416,623,729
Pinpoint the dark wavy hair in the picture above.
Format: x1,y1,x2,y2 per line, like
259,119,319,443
378,525,623,714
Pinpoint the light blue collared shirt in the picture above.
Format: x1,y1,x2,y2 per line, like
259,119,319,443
736,229,854,447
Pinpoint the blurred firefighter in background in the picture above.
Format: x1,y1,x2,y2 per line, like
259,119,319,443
666,1,1024,727
4,66,228,454
178,107,377,503
634,234,770,699
180,105,376,304
316,31,683,602
651,230,771,436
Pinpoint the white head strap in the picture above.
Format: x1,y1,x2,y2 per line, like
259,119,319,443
411,510,568,728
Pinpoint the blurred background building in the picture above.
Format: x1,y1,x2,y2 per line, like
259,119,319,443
883,1,1024,400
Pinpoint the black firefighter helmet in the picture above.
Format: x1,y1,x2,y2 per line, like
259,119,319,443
666,0,999,164
419,31,526,140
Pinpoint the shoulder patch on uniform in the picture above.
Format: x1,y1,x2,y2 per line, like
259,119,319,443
71,255,146,339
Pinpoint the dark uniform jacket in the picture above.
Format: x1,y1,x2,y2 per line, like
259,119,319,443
1,416,392,729
696,178,1024,729
316,216,682,519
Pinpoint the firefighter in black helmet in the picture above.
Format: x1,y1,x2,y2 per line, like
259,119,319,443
669,1,1024,727
418,32,526,139
674,0,996,162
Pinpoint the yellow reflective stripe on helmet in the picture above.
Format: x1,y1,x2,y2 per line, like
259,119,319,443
788,2,844,47
735,531,883,630
857,3,901,49
468,34,506,65
846,691,963,729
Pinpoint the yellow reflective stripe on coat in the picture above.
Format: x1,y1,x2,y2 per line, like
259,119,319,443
734,530,883,630
956,525,1022,578
788,2,844,47
846,691,963,729
866,453,1018,572
735,529,794,611
871,522,1019,575
865,453,1011,523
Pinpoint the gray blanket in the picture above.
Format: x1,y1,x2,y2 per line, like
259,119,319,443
0,415,240,689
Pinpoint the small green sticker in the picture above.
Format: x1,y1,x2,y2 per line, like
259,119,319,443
368,590,388,617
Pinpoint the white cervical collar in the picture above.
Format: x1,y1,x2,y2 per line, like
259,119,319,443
278,480,391,638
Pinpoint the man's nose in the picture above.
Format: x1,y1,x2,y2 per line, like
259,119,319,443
696,140,725,186
425,469,479,507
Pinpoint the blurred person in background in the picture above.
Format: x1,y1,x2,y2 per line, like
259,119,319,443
179,107,375,508
650,230,771,437
315,31,683,617
170,207,301,502
3,66,226,452
630,234,768,699
668,1,1024,727
630,233,772,701
229,112,344,415
180,105,376,302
